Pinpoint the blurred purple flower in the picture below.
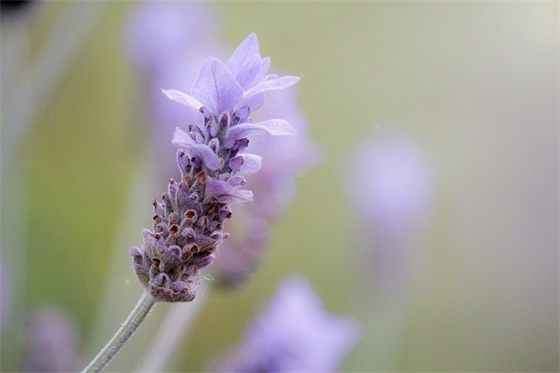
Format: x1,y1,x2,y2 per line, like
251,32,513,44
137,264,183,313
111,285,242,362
23,306,81,372
345,128,436,290
212,276,359,372
123,1,224,174
214,88,322,286
130,33,301,302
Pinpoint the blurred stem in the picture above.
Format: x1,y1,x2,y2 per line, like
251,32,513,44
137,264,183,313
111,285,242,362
82,292,157,373
136,281,211,371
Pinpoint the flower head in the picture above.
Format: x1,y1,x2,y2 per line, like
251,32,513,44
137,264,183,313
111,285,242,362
130,34,300,302
164,32,299,172
212,276,359,372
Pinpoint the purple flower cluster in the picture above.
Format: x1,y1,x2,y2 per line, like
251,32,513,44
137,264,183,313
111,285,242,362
130,34,300,302
213,276,359,372
124,2,321,288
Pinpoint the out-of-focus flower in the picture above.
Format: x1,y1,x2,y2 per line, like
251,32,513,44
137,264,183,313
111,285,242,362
345,128,436,290
23,306,81,372
212,276,359,372
130,34,300,302
123,1,223,175
214,88,322,286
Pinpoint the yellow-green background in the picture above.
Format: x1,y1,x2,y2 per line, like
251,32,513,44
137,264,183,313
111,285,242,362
1,2,557,371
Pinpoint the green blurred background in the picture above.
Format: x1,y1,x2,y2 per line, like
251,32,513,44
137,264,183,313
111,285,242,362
1,1,557,371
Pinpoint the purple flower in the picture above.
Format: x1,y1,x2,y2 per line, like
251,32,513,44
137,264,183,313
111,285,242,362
213,88,322,286
164,33,300,160
212,276,359,372
130,34,300,302
345,129,436,290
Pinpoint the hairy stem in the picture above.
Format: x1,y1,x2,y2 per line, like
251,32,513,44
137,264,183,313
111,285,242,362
137,281,211,371
82,291,157,372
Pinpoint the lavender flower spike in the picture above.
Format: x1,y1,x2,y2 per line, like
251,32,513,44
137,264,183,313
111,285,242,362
130,34,300,302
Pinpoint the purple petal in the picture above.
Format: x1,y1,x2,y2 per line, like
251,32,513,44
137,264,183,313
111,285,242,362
238,153,262,174
191,58,243,115
228,119,297,141
236,56,271,90
205,177,253,204
244,75,300,99
228,156,244,173
226,33,260,77
162,89,203,113
172,128,222,170
236,93,266,115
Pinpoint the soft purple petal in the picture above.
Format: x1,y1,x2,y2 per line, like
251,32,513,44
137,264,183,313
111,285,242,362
162,89,203,111
191,58,243,115
236,94,266,116
205,177,253,204
172,128,222,170
238,153,262,174
228,119,297,141
244,75,300,99
236,56,271,90
226,33,260,77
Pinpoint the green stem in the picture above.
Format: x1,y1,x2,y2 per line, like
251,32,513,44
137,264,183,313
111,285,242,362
82,291,157,372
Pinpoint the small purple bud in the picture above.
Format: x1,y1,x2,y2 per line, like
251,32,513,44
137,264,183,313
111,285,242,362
232,105,250,124
237,138,249,152
228,156,244,173
199,254,215,268
172,281,188,293
189,130,204,144
176,150,191,175
219,205,233,220
228,175,246,187
153,200,166,217
209,138,219,153
154,273,170,287
181,227,196,240
168,178,178,197
176,181,190,211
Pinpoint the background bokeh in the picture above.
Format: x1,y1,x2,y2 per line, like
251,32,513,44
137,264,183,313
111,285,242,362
1,2,557,371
